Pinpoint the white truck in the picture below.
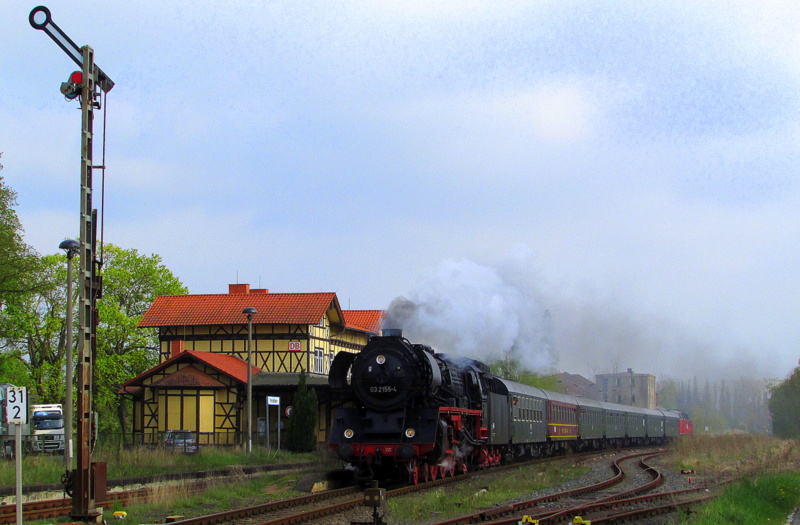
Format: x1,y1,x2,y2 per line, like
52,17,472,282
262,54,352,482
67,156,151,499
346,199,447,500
30,404,66,453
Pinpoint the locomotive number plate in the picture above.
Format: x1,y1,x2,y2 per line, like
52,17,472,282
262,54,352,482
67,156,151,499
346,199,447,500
369,386,397,393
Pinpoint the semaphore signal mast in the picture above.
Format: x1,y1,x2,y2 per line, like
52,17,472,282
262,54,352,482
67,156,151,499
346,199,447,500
29,6,113,523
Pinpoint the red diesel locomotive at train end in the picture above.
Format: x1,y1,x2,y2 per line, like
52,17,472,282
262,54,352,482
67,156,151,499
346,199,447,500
328,331,693,484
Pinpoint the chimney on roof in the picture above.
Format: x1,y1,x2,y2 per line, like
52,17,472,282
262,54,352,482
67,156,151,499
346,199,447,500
229,284,250,294
171,340,184,358
228,284,269,294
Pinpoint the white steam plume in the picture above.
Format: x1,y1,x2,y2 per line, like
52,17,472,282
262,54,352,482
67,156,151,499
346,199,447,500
383,254,555,372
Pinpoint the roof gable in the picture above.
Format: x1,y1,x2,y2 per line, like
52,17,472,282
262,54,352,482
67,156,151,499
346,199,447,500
149,364,227,388
138,292,343,328
122,350,259,388
343,310,384,334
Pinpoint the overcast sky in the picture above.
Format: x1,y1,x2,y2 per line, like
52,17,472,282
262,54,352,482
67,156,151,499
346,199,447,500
3,1,799,381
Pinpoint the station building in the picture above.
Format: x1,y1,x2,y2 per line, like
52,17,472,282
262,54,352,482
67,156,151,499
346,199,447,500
120,284,382,447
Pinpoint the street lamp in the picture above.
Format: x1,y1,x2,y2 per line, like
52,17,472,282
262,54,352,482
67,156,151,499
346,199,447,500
59,238,80,470
242,307,257,453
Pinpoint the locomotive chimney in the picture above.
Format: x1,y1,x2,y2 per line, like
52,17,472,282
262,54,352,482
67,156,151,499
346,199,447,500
382,328,402,337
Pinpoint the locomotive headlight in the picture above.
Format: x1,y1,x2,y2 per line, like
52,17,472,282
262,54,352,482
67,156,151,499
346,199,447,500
343,429,354,439
376,355,386,365
404,428,415,438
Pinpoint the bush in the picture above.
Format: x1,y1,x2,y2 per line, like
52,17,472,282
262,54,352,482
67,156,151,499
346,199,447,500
286,371,317,452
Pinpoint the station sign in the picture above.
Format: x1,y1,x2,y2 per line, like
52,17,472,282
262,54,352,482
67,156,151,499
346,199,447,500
267,396,280,406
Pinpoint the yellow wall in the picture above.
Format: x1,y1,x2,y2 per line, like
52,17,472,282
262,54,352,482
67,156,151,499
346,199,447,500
136,313,374,445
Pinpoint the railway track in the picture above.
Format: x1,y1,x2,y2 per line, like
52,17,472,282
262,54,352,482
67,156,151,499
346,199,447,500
0,448,669,524
158,450,625,525
425,450,725,525
0,461,314,524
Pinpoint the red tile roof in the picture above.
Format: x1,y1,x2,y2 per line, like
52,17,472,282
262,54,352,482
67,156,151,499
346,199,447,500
121,350,259,389
138,292,342,328
343,310,384,334
149,364,227,388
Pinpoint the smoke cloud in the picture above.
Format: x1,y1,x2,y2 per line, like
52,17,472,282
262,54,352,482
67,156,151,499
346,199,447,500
383,245,772,383
383,249,555,372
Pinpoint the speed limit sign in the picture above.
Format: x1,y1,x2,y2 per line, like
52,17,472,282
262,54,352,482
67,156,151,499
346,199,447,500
5,386,27,424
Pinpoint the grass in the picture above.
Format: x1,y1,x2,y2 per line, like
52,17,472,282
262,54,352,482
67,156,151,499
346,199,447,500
13,435,800,524
386,461,590,525
0,446,320,486
22,470,306,525
667,434,800,523
680,472,800,524
668,433,800,477
9,446,332,525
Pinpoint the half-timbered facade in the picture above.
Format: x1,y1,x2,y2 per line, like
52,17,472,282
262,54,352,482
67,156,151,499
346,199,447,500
121,284,383,447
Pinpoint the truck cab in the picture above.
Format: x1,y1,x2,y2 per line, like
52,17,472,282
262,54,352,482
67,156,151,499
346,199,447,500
30,404,65,453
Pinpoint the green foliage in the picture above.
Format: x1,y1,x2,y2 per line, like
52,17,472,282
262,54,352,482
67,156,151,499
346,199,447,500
516,372,563,392
656,379,678,409
687,406,729,434
0,174,40,305
0,350,30,387
769,367,800,439
487,355,561,391
681,472,800,524
0,252,65,403
286,371,318,452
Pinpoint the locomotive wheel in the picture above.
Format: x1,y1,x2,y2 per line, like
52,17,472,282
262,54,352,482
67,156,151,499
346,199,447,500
408,459,419,485
423,464,430,483
429,464,438,481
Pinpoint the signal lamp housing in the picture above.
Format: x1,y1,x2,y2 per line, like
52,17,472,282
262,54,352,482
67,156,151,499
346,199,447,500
60,71,83,100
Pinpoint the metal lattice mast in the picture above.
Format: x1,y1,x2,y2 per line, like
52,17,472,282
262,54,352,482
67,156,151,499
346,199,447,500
73,44,100,523
29,7,113,522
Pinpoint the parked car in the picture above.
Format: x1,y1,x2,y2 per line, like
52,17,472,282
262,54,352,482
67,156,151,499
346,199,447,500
162,430,198,454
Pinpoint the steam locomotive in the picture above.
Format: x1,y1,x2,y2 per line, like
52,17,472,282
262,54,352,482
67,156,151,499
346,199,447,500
328,331,692,484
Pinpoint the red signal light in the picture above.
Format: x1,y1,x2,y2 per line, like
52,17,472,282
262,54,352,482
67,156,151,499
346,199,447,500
60,71,84,100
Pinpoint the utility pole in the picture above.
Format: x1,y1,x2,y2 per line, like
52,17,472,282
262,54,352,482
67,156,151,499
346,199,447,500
30,6,113,523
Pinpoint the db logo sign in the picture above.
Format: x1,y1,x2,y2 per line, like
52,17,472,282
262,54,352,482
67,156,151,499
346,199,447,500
288,341,301,351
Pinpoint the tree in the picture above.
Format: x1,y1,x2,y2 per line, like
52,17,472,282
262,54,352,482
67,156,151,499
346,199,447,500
657,379,678,410
286,371,318,452
769,367,800,439
0,254,70,402
0,174,43,315
95,244,187,435
0,172,53,397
